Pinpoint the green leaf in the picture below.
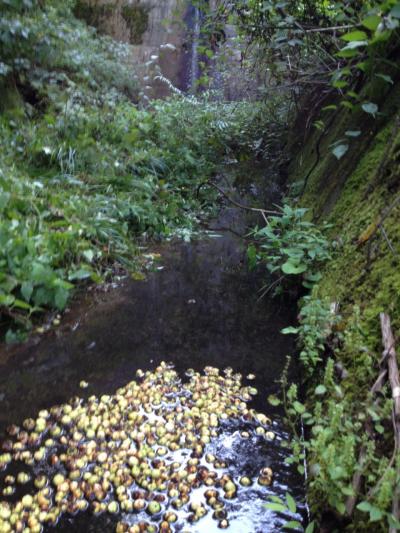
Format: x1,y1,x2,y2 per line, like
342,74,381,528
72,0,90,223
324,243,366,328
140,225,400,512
362,102,378,116
281,261,307,275
0,293,15,306
390,5,400,18
375,73,393,84
305,522,315,533
68,269,92,281
345,130,361,137
54,287,69,310
82,249,95,262
269,496,284,504
247,244,257,269
293,401,306,414
281,326,299,335
13,299,32,311
285,492,297,513
362,15,381,31
337,48,361,58
284,521,303,530
388,514,400,530
268,395,282,406
332,144,349,160
21,281,33,302
333,80,348,89
322,104,337,112
357,501,372,513
314,384,327,395
341,30,368,41
369,506,383,521
264,502,287,512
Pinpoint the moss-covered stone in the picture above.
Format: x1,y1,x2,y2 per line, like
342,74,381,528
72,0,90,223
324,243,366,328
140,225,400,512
121,4,149,45
73,1,149,45
289,81,400,351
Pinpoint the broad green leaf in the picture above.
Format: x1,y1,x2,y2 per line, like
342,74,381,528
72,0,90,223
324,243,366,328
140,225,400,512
269,496,284,504
82,249,95,262
281,261,307,275
268,395,282,406
0,293,15,306
332,144,349,160
305,522,315,533
341,101,354,110
337,47,362,58
362,102,378,116
369,506,383,521
284,521,303,530
13,299,32,311
54,287,69,310
341,486,355,496
314,384,327,395
390,5,400,18
388,514,400,529
357,501,372,512
293,401,306,414
21,281,33,302
264,502,287,512
341,30,368,41
285,492,297,513
68,269,92,281
362,15,381,31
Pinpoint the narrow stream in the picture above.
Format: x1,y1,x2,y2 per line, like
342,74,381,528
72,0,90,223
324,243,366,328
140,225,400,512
0,162,304,532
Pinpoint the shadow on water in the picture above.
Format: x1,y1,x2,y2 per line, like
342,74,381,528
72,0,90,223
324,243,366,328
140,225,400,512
0,161,305,532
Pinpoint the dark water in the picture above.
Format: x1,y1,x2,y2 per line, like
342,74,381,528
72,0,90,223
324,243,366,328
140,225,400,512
0,163,305,531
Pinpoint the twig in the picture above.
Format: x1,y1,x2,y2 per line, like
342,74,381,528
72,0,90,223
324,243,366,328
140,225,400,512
207,181,282,216
381,225,398,256
257,276,285,300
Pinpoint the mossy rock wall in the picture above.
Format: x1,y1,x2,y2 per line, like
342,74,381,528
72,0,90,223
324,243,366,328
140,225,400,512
74,0,150,44
288,79,400,348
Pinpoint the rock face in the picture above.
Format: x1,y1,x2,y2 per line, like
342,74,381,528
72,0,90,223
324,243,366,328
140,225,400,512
74,0,190,98
132,0,189,98
74,0,246,99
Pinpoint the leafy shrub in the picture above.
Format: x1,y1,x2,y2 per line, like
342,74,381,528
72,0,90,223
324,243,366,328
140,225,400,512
0,0,138,105
273,304,398,530
282,297,340,371
248,204,331,295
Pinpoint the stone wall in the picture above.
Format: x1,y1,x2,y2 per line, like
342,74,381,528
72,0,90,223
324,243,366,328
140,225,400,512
74,0,189,98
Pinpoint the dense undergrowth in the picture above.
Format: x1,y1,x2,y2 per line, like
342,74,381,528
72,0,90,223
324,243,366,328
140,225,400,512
0,0,277,341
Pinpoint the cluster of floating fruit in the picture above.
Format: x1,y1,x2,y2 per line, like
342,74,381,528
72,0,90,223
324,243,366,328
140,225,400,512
0,363,275,532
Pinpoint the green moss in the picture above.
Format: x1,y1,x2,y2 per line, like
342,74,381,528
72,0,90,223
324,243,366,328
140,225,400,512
121,4,149,45
73,1,149,45
289,82,400,351
73,1,114,31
